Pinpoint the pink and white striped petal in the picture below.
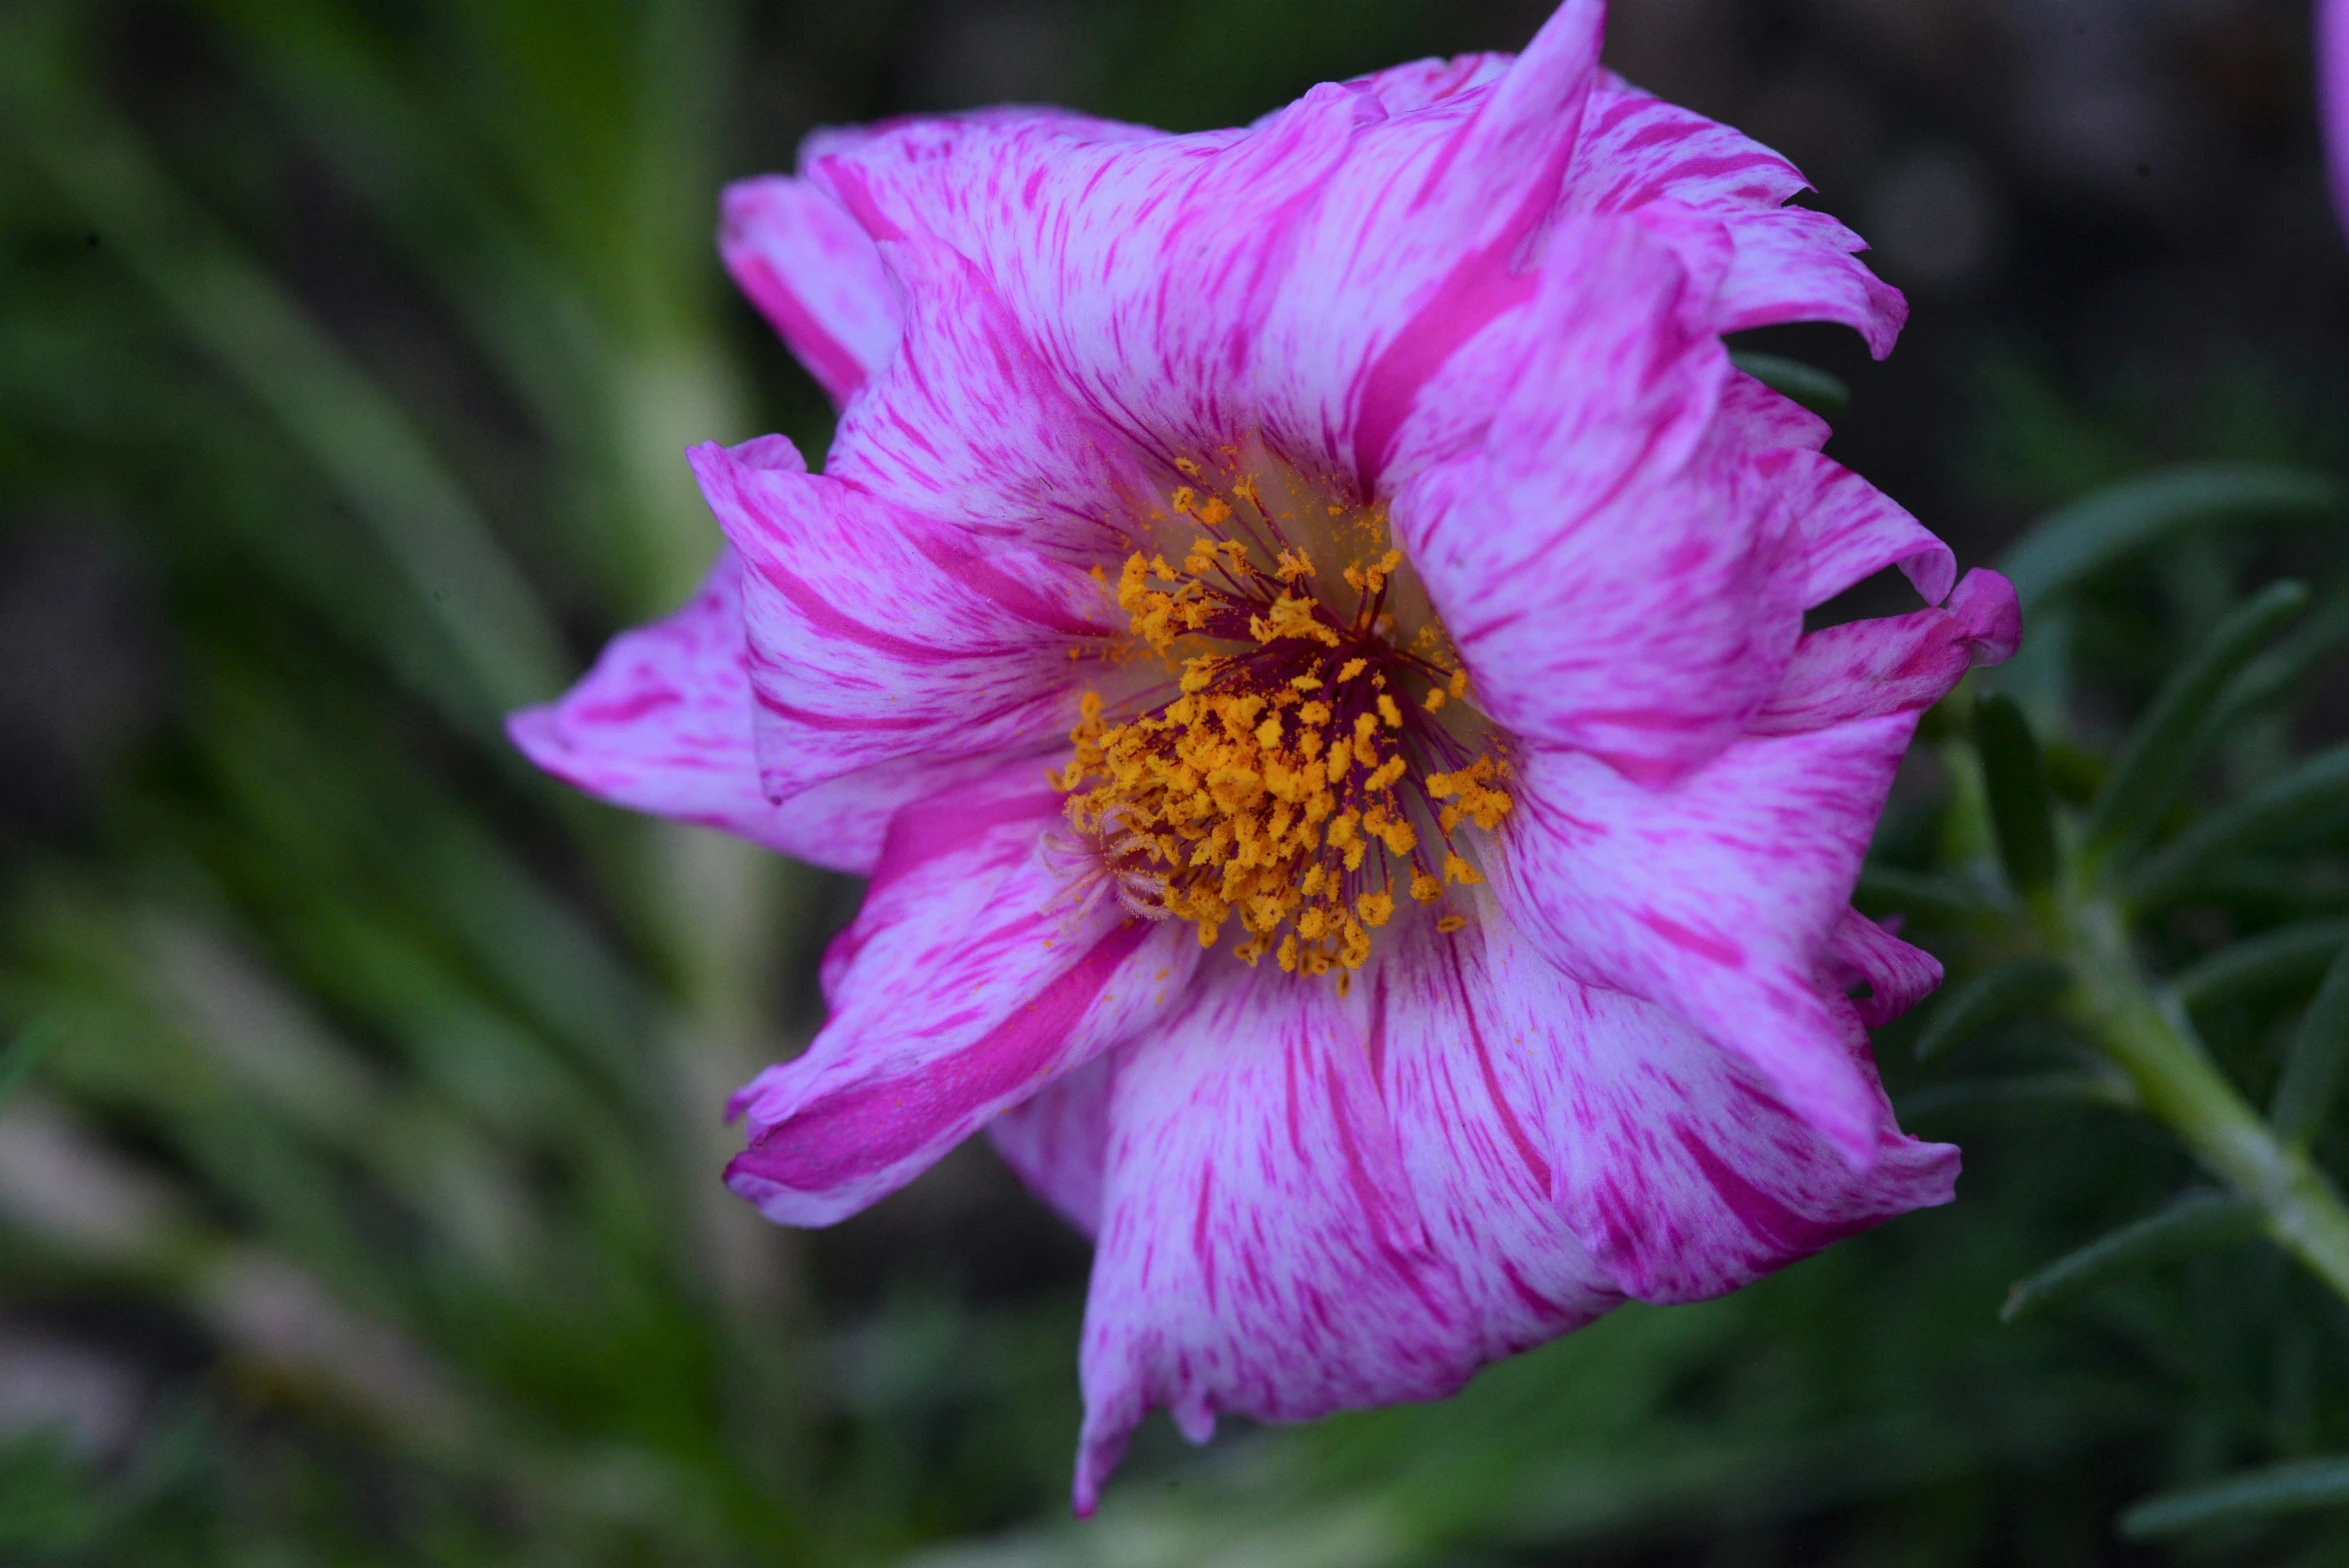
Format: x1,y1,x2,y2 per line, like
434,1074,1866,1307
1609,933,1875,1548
727,771,1198,1227
1491,712,1925,1165
1074,963,1478,1515
988,1049,1120,1238
690,434,1121,803
1398,214,1806,784
719,176,903,405
1751,568,2020,736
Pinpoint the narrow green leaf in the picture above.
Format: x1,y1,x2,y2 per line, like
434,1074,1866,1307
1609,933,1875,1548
2119,1455,2349,1539
1896,1069,2134,1122
1976,696,2058,895
1726,351,1849,416
2084,581,2310,863
2000,1190,2262,1323
1996,464,2339,613
2123,744,2349,905
1853,866,2002,925
2269,938,2349,1144
2209,597,2349,735
1913,959,2071,1062
2173,919,2349,1011
0,1013,66,1105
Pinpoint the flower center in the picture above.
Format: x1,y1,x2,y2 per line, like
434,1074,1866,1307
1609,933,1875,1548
1053,447,1512,984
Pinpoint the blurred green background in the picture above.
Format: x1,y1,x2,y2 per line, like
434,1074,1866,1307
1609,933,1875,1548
3,0,2349,1563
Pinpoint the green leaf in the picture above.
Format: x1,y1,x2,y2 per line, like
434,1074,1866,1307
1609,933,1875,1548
2000,1190,2262,1323
2269,937,2349,1144
1726,351,1849,416
2123,744,2349,905
1912,959,2071,1062
2083,581,2310,864
2119,1455,2349,1540
1895,1069,2134,1122
2209,596,2349,734
1995,464,2340,613
2172,919,2349,1011
0,1013,66,1105
1853,866,2003,925
1975,696,2058,896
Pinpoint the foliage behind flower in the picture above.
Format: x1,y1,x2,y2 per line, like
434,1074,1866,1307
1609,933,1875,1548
515,0,2020,1511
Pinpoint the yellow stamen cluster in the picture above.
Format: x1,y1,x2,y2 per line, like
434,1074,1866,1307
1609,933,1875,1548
1054,503,1512,983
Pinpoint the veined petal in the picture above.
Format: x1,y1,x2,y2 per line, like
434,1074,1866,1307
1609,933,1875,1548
1751,568,2020,736
1336,51,1511,116
1399,214,1805,782
691,434,1121,802
1544,965,1955,1302
1074,963,1477,1515
1491,712,1924,1164
719,176,903,405
1780,448,1957,609
507,549,1010,873
726,772,1198,1226
1569,77,1905,356
1827,909,1944,1029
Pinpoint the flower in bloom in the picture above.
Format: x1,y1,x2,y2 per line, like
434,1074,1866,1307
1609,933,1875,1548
511,0,2021,1513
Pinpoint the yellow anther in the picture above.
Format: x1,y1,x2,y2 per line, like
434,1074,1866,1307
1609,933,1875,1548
1276,548,1315,582
1357,891,1395,928
1448,667,1470,700
1377,693,1403,729
1289,675,1324,692
1197,495,1233,526
1443,853,1482,887
1338,658,1367,682
1410,873,1443,904
1365,755,1408,793
1436,914,1467,934
1174,456,1200,476
1255,714,1281,749
1423,687,1446,713
1172,486,1197,514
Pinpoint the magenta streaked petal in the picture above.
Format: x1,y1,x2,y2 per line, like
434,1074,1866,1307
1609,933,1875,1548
988,1048,1119,1238
1370,922,1624,1354
1336,51,1511,116
1569,77,1906,357
719,176,903,405
1545,976,1956,1302
1779,448,1957,609
1073,963,1479,1515
1399,214,1804,782
508,549,986,872
823,233,1163,562
1751,568,2021,736
690,436,1120,802
1828,909,1945,1028
726,773,1199,1227
2322,0,2349,236
1492,712,1925,1164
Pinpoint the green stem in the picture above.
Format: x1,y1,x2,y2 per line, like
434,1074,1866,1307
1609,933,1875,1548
2055,894,2349,1304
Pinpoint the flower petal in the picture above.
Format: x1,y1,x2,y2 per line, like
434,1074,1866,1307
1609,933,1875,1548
1074,963,1478,1515
1395,902,1951,1305
1398,213,1806,782
1568,76,1906,356
507,549,991,873
1827,909,1944,1028
1750,568,2020,736
1491,712,1925,1164
691,434,1121,802
719,176,903,405
1780,449,1957,608
726,772,1198,1227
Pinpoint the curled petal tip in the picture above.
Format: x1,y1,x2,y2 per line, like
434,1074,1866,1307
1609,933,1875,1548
1949,567,2023,666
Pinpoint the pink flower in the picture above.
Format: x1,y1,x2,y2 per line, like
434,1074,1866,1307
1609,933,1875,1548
2323,0,2349,236
511,0,2020,1514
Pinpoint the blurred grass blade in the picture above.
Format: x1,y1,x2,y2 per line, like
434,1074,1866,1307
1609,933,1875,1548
2123,745,2349,905
1854,866,2002,925
2210,596,2349,734
2173,919,2349,1011
1976,696,2058,896
2119,1455,2349,1540
2083,581,2309,863
1727,351,1849,415
0,1013,66,1105
2000,1190,2262,1323
2270,939,2349,1144
1896,1069,2135,1122
1913,959,2070,1062
0,13,569,727
1996,465,2340,613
